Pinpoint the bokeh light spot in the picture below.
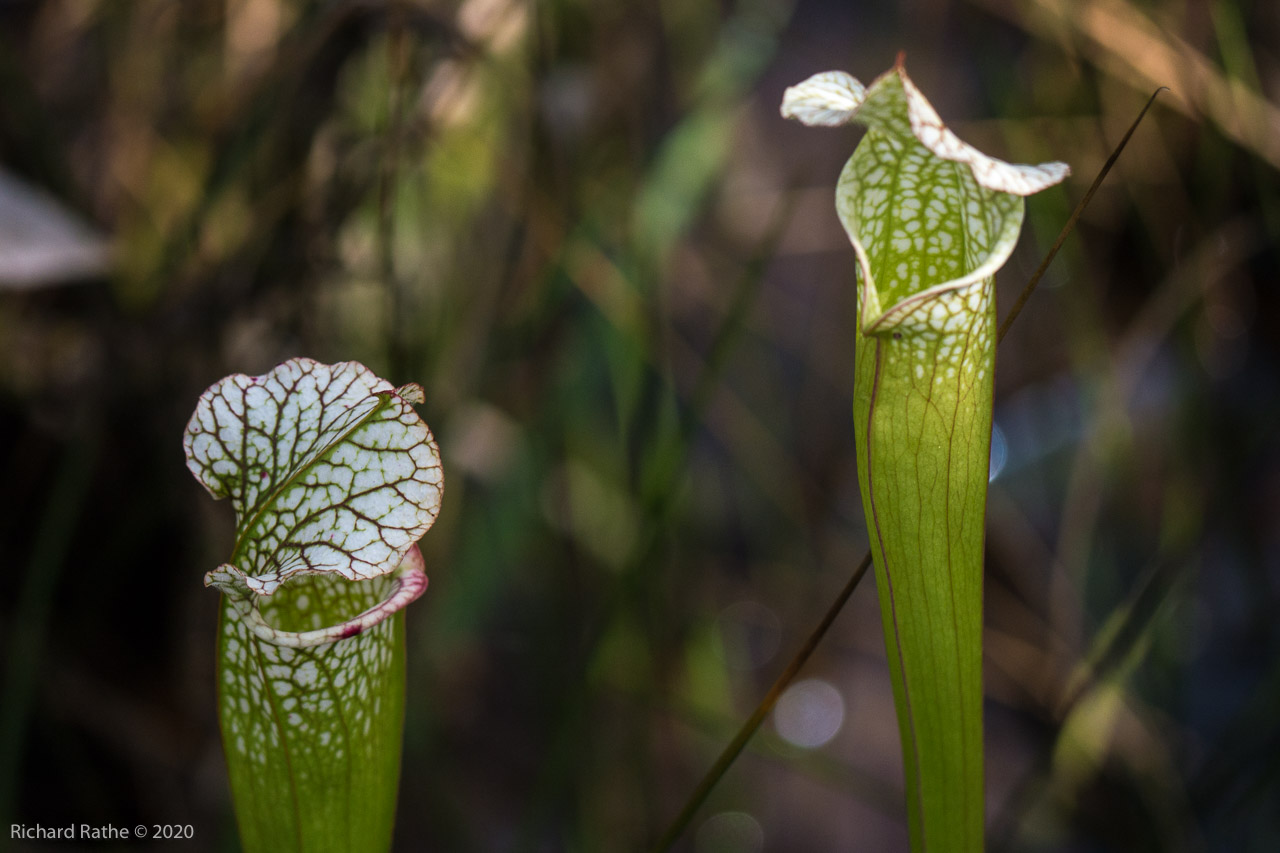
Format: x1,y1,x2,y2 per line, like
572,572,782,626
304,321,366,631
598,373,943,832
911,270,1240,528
773,678,844,749
988,421,1008,482
696,811,763,853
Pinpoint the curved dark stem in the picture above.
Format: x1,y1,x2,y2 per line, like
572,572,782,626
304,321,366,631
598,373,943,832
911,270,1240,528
997,87,1168,344
650,551,873,853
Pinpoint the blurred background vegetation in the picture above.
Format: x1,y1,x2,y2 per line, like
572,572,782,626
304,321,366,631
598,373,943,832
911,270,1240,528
1,0,1278,850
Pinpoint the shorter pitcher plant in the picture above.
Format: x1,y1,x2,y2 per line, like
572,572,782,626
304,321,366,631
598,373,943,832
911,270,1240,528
184,357,443,852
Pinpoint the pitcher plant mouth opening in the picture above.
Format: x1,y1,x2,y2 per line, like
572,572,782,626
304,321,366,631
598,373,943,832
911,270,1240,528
219,546,429,649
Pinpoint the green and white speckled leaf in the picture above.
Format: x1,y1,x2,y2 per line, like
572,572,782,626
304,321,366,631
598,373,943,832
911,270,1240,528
185,358,442,598
783,61,1067,851
185,358,443,852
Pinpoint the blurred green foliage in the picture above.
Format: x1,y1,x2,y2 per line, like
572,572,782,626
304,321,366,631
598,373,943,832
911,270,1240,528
1,0,1279,850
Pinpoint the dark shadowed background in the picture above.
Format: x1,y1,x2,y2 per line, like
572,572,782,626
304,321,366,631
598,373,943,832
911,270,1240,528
2,0,1279,850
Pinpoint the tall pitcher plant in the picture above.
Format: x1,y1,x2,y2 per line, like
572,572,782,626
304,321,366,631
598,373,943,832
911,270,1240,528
184,358,443,852
782,60,1068,851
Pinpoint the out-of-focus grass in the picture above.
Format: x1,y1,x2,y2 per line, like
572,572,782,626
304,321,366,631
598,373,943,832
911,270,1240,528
0,0,1278,850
